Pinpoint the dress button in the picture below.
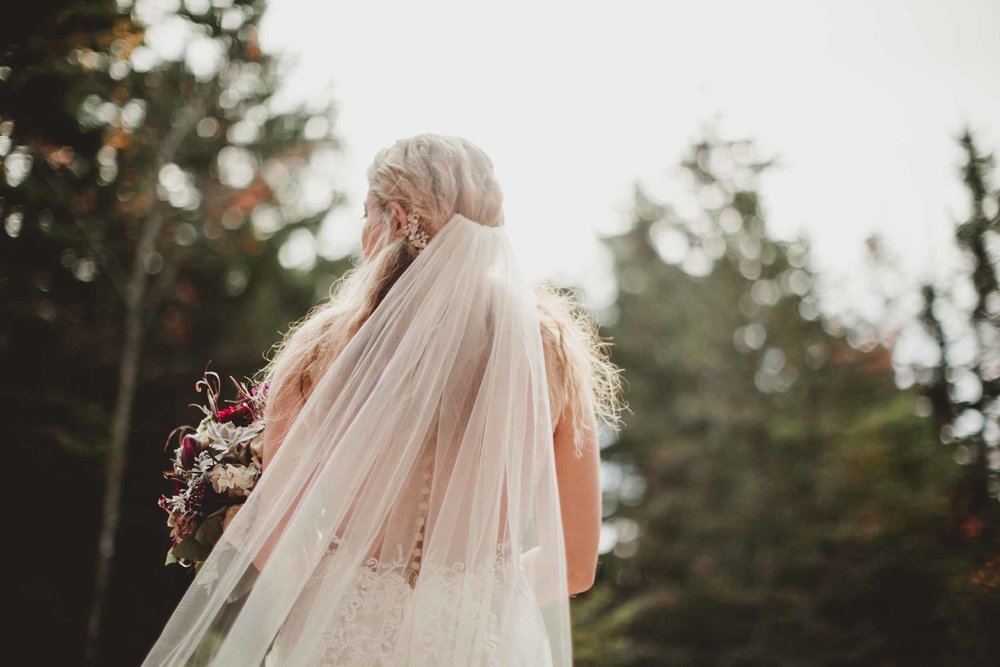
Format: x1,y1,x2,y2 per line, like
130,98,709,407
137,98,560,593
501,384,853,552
418,501,428,510
410,561,420,570
419,485,430,494
415,515,425,526
412,547,422,556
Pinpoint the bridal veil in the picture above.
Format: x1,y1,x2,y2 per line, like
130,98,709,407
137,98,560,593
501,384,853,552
141,212,574,666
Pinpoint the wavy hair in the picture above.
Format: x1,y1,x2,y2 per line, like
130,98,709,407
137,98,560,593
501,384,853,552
252,133,624,457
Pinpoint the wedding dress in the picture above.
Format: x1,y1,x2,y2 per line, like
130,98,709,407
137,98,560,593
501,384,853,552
141,213,573,666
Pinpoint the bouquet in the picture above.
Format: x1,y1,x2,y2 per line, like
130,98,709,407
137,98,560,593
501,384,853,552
158,369,269,570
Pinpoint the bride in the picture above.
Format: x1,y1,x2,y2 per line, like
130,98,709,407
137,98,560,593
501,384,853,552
141,133,623,666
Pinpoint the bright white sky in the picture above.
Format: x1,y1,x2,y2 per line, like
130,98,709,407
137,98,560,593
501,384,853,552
257,0,1000,314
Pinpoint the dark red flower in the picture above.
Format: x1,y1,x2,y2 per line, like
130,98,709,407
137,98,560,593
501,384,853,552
217,403,253,426
180,435,200,469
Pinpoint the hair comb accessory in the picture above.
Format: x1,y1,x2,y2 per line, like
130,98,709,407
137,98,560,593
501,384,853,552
404,211,430,250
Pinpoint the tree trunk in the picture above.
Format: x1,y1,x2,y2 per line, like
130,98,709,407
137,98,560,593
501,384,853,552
84,104,202,665
83,206,164,665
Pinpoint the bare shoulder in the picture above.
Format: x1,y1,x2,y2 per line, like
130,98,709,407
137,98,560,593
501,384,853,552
533,285,598,450
535,289,572,424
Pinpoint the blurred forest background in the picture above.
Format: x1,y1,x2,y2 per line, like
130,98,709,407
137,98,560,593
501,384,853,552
2,1,998,665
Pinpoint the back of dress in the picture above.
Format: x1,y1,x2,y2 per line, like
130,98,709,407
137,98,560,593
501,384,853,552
141,213,573,667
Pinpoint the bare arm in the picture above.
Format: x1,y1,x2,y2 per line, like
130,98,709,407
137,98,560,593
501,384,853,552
554,397,602,594
521,395,602,599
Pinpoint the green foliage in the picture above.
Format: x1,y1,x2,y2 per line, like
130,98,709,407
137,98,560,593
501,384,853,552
1,1,352,663
580,124,999,665
915,130,1000,514
167,505,226,566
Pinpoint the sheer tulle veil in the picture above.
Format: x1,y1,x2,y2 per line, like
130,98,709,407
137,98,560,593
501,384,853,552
141,212,573,665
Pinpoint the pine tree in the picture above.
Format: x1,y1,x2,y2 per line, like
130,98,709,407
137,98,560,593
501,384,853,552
1,1,347,662
913,128,1000,617
574,121,992,665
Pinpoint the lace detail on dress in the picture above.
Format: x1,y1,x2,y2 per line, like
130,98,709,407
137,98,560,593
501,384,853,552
263,451,552,666
316,542,514,666
262,542,520,667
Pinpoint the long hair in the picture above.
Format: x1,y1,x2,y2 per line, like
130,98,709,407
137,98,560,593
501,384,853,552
252,133,624,457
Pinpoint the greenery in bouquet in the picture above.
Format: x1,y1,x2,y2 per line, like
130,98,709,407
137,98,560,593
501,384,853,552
158,370,269,571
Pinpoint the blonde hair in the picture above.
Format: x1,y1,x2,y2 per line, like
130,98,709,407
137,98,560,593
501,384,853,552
252,133,624,456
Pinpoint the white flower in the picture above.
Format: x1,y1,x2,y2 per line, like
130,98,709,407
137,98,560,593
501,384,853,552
209,462,260,497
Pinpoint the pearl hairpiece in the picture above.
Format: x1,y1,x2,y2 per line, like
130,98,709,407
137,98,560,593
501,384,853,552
404,211,430,251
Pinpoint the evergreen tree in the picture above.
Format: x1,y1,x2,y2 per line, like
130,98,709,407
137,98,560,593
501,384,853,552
912,128,1000,635
1,1,348,662
575,122,994,665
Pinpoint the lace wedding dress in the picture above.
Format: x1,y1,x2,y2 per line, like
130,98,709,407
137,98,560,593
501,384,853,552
141,214,573,666
262,438,555,666
263,541,553,666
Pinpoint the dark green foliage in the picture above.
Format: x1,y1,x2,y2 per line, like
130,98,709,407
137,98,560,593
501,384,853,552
575,125,998,665
916,130,1000,516
1,1,350,663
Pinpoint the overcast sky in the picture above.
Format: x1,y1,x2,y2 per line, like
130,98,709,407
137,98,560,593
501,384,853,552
257,0,1000,314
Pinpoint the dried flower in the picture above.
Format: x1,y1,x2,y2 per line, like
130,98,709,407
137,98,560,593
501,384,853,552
160,371,269,568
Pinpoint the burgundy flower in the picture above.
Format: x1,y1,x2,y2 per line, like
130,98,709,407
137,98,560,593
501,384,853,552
184,479,208,514
217,403,253,426
180,435,200,469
